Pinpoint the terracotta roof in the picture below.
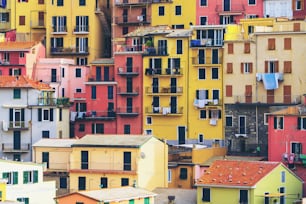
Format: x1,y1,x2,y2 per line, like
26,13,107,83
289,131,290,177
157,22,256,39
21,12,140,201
195,160,280,187
0,75,52,90
0,41,37,50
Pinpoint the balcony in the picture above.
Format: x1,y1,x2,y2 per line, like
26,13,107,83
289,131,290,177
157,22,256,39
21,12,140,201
215,4,245,15
29,97,70,106
2,143,31,153
87,76,115,82
233,95,301,105
115,0,152,6
191,56,222,65
143,46,168,56
115,44,143,53
73,92,86,100
75,111,116,121
51,26,67,34
145,86,183,95
145,106,183,116
56,98,70,106
73,25,89,34
145,68,182,76
50,47,89,56
117,107,140,117
115,15,151,25
190,39,223,47
117,87,139,96
193,98,222,108
7,121,29,130
118,66,139,76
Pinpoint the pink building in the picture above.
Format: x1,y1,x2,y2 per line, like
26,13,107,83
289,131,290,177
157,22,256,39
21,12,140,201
196,0,264,25
268,96,306,195
0,41,45,77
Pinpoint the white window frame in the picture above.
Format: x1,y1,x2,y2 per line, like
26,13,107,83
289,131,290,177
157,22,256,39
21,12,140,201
42,109,50,121
146,116,152,125
243,62,251,73
264,113,269,125
275,116,284,130
296,0,302,10
225,115,233,127
210,109,220,119
211,67,219,80
3,172,17,185
248,0,256,5
200,0,207,6
3,52,9,63
299,117,306,130
199,16,208,25
268,61,277,73
212,89,220,100
76,88,82,93
19,52,25,58
239,115,247,134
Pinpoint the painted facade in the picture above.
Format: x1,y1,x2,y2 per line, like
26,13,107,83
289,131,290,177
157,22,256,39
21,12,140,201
223,18,306,156
0,159,56,204
264,0,293,18
195,160,303,204
292,0,306,19
69,134,168,192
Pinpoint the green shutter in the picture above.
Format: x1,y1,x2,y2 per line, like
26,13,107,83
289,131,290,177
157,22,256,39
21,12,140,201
33,171,38,183
280,117,284,129
274,117,277,129
144,197,150,204
25,198,29,204
2,172,8,179
23,171,28,184
13,172,18,184
298,117,301,130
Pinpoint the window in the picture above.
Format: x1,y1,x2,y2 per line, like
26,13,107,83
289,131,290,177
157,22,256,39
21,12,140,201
146,117,152,125
248,0,255,5
296,0,302,10
196,89,208,100
81,151,88,169
77,57,87,65
121,178,129,186
38,108,54,122
13,154,21,161
212,90,219,100
200,16,207,25
107,86,113,99
265,61,279,73
226,85,232,97
13,88,21,99
2,172,18,184
123,152,131,171
179,168,187,179
228,43,234,54
42,131,50,138
273,116,284,130
100,177,108,188
92,123,104,134
3,52,9,63
199,134,204,143
91,86,96,99
291,142,302,155
264,113,269,125
241,63,252,73
76,88,82,93
239,116,246,134
52,16,66,32
226,63,233,74
226,116,233,127
79,0,86,6
176,40,182,54
212,68,218,79
17,198,29,204
20,52,25,58
61,67,65,78
268,38,275,50
78,176,86,190
198,68,206,80
248,26,254,34
124,125,130,134
175,6,181,15
281,171,285,183
297,117,306,130
244,42,250,53
42,152,49,168
79,124,85,132
168,169,172,183
200,0,207,6
198,49,205,64
239,190,248,204
202,188,210,202
19,16,25,25
0,13,9,23
23,171,38,184
284,38,291,50
145,129,152,135
122,27,128,35
283,61,292,73
209,109,221,119
76,16,89,32
158,6,165,16
57,0,63,6
60,177,67,188
75,68,81,77
200,110,207,119
38,0,44,4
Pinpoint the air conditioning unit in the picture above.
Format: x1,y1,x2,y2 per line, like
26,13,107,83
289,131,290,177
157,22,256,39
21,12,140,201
137,15,143,22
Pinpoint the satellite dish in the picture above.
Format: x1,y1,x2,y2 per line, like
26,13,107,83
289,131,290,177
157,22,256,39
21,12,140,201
140,152,146,159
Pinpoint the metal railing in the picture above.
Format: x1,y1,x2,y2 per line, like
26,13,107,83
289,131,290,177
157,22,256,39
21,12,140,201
145,106,184,115
145,86,183,94
233,95,301,104
2,143,31,152
145,67,183,76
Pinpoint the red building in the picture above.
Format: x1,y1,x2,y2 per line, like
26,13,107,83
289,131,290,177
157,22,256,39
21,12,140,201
268,96,306,195
293,0,306,20
196,0,264,25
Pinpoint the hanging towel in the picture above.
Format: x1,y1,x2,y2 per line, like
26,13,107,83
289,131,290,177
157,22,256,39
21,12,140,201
198,100,206,108
193,99,199,107
199,90,206,99
262,73,279,90
70,112,77,121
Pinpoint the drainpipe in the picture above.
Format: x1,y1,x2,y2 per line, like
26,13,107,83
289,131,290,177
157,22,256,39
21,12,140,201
255,34,258,145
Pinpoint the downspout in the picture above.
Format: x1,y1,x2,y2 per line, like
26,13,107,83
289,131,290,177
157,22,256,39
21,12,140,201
255,34,258,145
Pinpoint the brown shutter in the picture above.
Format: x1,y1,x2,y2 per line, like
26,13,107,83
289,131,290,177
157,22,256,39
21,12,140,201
284,38,291,50
283,85,291,103
241,63,244,73
265,61,268,73
228,43,233,54
227,63,233,74
226,85,232,97
245,85,252,96
244,42,250,53
275,61,279,72
284,61,292,73
294,23,300,32
268,38,275,50
249,63,253,73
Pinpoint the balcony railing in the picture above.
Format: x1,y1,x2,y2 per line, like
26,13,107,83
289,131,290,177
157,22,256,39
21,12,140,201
118,66,140,76
145,106,183,115
73,92,86,100
2,143,31,153
115,15,151,25
145,68,182,76
115,44,143,52
29,97,70,106
190,39,223,47
193,98,222,108
145,86,183,95
215,4,245,14
115,0,152,6
117,87,139,95
73,25,89,33
51,26,67,33
143,46,168,56
117,107,140,116
74,111,116,120
50,47,89,55
233,95,301,104
191,56,222,65
87,76,115,82
8,121,29,130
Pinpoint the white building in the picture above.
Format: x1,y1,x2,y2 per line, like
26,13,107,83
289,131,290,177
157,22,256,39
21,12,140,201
264,0,293,19
0,76,70,162
0,159,56,204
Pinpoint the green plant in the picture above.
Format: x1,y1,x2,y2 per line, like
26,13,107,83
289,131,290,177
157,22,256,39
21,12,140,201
145,40,153,47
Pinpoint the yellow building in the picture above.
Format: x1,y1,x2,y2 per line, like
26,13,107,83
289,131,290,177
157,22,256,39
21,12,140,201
140,27,191,143
195,160,303,204
151,0,196,29
68,134,168,192
0,180,6,202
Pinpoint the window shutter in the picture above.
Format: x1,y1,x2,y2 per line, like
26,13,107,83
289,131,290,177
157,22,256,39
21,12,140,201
13,172,18,184
196,90,199,99
284,61,292,73
249,63,253,73
50,108,54,121
21,109,24,121
298,117,301,130
208,110,211,118
218,110,221,119
33,171,38,183
38,108,42,121
274,117,277,129
280,117,283,129
227,63,233,74
226,85,232,97
23,171,28,184
9,68,12,75
240,63,243,73
265,61,268,73
275,61,279,72
9,108,13,121
2,172,8,179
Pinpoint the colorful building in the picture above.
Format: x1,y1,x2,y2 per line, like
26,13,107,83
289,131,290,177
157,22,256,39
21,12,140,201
68,134,168,192
55,187,156,204
223,18,306,156
264,0,293,18
195,160,303,204
293,0,306,19
0,159,56,204
0,75,70,161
